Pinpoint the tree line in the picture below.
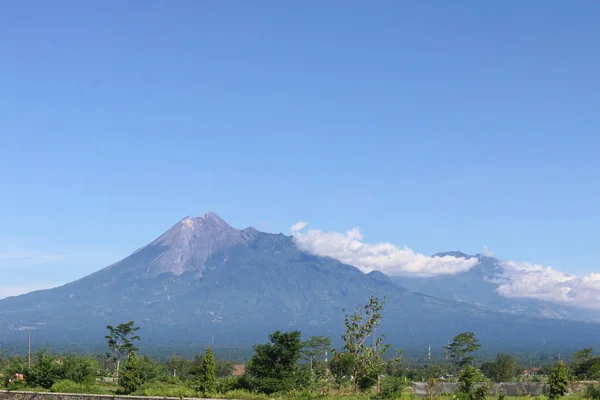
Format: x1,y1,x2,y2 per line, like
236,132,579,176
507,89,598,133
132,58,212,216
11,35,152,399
2,295,600,400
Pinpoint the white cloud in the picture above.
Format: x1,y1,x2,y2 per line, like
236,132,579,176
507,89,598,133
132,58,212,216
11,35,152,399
291,222,477,276
493,261,600,309
0,283,59,300
291,221,308,234
0,250,65,268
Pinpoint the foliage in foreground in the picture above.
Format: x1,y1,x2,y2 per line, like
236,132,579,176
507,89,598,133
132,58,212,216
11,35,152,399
548,361,569,400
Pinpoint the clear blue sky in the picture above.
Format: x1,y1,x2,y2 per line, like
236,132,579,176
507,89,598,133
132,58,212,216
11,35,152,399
1,1,599,293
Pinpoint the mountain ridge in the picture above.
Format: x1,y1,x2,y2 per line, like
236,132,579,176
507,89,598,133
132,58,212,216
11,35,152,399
394,251,600,322
2,214,600,352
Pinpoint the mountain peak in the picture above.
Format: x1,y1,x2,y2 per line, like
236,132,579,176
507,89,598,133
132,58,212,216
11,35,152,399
432,251,474,259
135,213,250,277
201,211,228,224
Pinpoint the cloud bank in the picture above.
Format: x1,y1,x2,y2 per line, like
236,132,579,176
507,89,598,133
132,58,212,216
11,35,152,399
494,261,600,309
290,221,600,309
291,222,477,276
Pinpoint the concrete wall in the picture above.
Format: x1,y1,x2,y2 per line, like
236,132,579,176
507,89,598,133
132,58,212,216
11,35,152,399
0,392,219,400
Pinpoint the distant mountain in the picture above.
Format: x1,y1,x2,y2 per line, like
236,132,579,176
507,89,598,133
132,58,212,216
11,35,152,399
393,252,600,322
1,214,600,353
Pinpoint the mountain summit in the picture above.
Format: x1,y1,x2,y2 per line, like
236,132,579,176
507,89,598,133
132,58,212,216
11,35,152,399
1,214,600,351
143,213,258,277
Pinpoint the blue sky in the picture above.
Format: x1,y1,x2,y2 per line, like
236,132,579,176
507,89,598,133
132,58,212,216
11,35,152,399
1,1,600,298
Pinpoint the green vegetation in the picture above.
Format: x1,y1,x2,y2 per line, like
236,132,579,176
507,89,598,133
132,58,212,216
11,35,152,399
195,346,216,395
444,332,481,370
119,351,142,394
245,330,303,394
2,302,600,400
548,361,569,400
334,295,392,392
105,320,141,382
481,354,518,382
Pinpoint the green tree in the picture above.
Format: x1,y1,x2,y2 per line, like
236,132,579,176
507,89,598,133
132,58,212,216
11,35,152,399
105,321,140,381
28,349,59,389
549,361,569,400
457,365,482,396
445,332,481,369
215,360,235,378
575,348,594,364
246,330,303,394
302,335,331,371
481,353,517,382
57,354,97,385
329,352,355,389
384,351,405,377
197,346,216,394
573,349,600,380
137,355,164,384
119,352,142,395
334,295,392,392
166,355,193,380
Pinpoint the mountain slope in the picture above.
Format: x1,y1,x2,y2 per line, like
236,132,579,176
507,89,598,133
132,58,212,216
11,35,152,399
1,215,600,352
393,252,600,322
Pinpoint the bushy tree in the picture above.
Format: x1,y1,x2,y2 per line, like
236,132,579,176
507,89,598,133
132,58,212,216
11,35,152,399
246,330,303,394
329,352,354,389
138,355,165,384
215,360,235,378
166,355,193,380
445,332,481,369
28,349,59,389
549,361,569,400
481,353,517,382
119,352,142,394
457,365,482,396
572,348,600,380
197,346,216,394
57,354,97,384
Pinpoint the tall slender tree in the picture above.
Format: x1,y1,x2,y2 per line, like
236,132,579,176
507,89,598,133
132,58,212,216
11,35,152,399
105,321,140,381
302,335,331,371
334,295,392,392
197,346,216,394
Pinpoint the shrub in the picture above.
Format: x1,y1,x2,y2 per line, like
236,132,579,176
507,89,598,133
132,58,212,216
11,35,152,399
135,381,197,398
586,384,600,400
57,354,97,385
472,383,492,400
50,379,108,394
6,379,27,391
216,389,271,400
379,375,408,398
216,376,242,394
497,388,505,400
